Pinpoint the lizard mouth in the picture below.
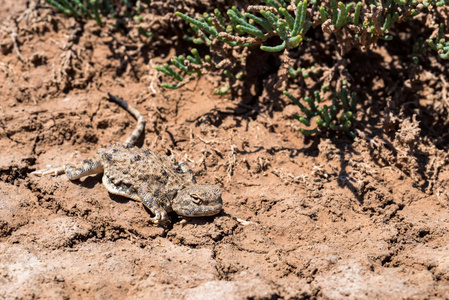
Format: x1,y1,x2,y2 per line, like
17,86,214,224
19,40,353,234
173,202,223,217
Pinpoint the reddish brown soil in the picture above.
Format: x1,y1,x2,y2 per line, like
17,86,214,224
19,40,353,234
1,1,449,299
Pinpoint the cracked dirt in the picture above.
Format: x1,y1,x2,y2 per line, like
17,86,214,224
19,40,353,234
1,1,449,299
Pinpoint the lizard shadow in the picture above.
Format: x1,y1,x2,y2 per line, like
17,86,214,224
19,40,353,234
171,213,221,226
72,173,132,204
108,193,131,204
71,173,103,189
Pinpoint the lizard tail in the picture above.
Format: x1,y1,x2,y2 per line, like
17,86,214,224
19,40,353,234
107,93,146,146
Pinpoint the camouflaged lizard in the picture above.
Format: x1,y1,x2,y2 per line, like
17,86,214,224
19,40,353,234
32,94,223,224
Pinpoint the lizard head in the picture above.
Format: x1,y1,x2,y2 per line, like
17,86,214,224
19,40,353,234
172,184,223,217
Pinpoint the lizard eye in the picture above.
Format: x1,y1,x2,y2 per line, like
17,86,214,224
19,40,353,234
190,194,202,204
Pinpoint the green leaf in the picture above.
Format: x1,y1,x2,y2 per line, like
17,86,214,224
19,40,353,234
176,12,218,37
260,41,287,52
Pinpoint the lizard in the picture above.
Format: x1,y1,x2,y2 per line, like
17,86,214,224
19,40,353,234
31,94,223,224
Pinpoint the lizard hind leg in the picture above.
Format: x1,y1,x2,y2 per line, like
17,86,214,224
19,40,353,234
31,157,104,181
31,166,65,176
64,157,104,180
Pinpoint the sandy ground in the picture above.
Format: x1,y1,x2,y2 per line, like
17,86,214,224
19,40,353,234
1,1,449,299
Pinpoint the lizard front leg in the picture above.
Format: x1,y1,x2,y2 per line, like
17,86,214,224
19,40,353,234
139,190,170,224
32,156,104,180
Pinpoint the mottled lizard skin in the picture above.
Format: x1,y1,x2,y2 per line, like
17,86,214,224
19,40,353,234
32,94,223,224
